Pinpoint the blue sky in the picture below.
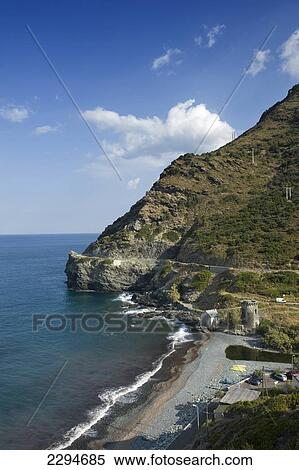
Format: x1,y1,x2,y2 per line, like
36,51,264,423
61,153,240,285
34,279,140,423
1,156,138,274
0,0,298,234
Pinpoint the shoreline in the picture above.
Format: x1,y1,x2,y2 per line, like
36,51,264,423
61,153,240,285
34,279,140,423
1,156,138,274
100,332,243,450
55,293,293,451
83,331,291,450
64,327,208,450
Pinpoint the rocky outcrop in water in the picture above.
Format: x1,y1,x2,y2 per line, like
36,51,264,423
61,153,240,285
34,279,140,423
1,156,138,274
66,251,156,291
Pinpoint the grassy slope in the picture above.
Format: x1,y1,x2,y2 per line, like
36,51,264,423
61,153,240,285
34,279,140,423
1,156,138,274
176,85,299,268
85,85,299,269
190,269,299,351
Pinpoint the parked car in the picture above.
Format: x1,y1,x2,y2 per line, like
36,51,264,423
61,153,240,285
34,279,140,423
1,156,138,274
276,297,286,303
246,376,262,386
286,369,299,380
271,372,287,382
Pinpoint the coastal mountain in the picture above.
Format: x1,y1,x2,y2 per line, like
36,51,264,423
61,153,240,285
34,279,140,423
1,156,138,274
66,85,299,296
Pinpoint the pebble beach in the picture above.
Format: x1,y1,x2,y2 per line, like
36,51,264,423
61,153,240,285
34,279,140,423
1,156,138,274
101,332,291,450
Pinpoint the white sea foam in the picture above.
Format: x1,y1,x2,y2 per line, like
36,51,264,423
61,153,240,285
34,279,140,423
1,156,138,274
50,346,175,450
50,315,191,449
168,324,192,345
124,307,156,315
113,292,135,304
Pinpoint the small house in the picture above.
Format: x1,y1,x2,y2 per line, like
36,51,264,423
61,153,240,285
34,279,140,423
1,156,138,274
201,309,219,330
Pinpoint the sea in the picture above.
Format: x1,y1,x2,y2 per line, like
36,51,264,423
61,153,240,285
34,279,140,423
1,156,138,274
0,234,191,449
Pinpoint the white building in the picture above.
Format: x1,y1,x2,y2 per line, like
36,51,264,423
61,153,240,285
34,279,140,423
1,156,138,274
201,309,219,330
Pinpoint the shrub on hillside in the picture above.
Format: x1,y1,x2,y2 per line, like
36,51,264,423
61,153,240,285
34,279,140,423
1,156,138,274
264,328,293,353
191,270,212,291
169,283,180,303
162,230,180,242
232,271,299,297
235,272,262,291
257,319,299,353
161,260,173,278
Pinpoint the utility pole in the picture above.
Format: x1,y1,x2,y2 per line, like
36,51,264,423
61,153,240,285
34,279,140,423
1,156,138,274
192,404,200,431
292,354,295,373
188,391,201,432
263,366,268,396
247,148,255,166
286,185,292,202
205,402,209,439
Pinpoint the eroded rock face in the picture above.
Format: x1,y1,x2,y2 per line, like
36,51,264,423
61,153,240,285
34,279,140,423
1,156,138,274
65,85,299,293
65,251,156,292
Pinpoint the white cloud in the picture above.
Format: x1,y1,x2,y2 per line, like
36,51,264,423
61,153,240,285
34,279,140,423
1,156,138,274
246,49,271,77
127,177,140,190
194,36,203,46
195,24,225,48
34,125,58,135
151,48,182,70
82,100,234,177
280,29,299,79
206,24,225,48
0,105,29,123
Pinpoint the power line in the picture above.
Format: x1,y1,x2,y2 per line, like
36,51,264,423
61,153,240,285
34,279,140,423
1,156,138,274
193,25,277,155
26,25,122,182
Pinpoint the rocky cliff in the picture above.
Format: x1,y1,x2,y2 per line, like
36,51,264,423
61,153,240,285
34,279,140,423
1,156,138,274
66,85,299,296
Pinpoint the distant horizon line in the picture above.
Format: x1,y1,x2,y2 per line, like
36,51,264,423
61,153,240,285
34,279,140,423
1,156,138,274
0,232,99,236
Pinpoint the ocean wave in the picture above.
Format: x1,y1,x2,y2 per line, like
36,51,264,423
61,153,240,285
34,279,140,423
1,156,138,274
168,324,192,345
124,307,156,315
50,318,192,449
50,346,175,450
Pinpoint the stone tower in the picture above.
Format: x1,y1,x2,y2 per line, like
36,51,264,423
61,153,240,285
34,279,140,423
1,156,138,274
241,300,259,333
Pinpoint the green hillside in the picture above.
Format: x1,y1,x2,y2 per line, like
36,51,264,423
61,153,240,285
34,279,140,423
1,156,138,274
202,391,299,450
66,85,299,292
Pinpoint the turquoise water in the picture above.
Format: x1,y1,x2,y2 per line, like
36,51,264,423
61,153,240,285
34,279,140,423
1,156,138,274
0,234,172,449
